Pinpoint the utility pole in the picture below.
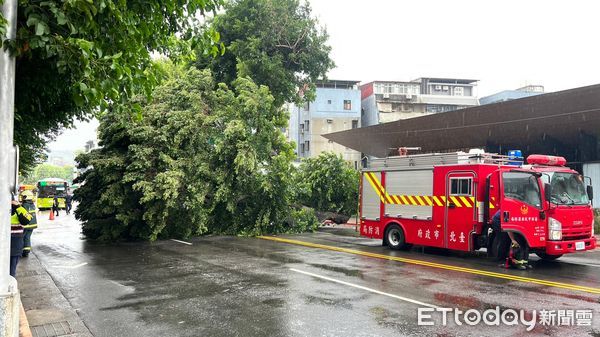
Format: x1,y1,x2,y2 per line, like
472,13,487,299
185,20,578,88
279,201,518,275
0,0,17,293
0,0,20,335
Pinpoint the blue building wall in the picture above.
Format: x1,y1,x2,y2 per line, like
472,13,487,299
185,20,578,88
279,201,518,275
479,90,543,105
310,88,361,118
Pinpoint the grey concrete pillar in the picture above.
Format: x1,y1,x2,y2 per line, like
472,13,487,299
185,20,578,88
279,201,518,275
0,1,21,336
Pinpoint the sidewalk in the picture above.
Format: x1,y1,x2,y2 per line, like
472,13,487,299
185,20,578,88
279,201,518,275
17,252,93,337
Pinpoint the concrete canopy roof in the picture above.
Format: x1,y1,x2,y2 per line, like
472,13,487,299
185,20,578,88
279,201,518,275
323,84,600,158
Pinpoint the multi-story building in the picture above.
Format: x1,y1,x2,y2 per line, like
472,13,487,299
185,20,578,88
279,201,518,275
479,85,545,105
84,140,97,153
287,80,361,168
360,78,479,126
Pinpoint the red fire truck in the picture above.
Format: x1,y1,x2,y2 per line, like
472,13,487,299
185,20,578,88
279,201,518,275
359,150,596,261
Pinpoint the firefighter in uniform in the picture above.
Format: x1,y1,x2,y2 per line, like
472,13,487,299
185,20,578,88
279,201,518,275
10,200,31,277
20,191,38,257
491,210,529,270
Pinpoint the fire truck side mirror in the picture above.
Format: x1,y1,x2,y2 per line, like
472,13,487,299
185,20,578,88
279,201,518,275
544,183,552,202
587,185,593,201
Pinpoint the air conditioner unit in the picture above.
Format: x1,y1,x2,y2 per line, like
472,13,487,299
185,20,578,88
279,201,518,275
443,86,449,91
435,85,442,90
326,119,333,124
383,93,390,99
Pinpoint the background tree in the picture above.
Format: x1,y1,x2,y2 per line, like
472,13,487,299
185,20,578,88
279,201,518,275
294,152,360,216
21,163,75,185
1,0,223,172
74,111,144,241
75,66,317,241
196,0,334,105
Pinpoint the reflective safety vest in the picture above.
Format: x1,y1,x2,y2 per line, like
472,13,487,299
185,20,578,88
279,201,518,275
21,201,38,229
10,206,30,236
11,206,30,256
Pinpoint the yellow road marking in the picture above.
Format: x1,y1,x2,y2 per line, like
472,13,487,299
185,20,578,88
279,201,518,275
257,236,600,295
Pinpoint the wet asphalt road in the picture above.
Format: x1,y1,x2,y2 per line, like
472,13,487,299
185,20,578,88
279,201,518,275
21,211,600,336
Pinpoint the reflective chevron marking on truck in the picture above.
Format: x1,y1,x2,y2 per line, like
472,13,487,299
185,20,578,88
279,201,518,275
364,172,495,209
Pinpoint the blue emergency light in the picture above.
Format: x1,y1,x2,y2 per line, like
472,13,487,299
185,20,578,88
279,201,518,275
508,150,523,166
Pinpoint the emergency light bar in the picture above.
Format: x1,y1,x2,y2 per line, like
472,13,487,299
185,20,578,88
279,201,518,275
526,154,566,166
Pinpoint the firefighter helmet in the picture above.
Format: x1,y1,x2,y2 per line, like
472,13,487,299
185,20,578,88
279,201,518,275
20,190,34,201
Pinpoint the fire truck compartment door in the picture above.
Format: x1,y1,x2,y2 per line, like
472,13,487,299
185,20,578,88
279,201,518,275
500,172,546,248
362,172,382,220
385,169,433,220
445,172,476,251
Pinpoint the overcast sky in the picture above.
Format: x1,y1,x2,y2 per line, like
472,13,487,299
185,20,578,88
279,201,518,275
49,0,600,153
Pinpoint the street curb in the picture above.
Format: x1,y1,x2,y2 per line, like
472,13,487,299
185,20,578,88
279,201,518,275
19,302,32,337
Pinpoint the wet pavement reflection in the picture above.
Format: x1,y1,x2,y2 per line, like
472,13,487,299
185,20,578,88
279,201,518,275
27,211,600,336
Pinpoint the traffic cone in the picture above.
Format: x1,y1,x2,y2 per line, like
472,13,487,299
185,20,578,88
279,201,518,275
49,210,55,221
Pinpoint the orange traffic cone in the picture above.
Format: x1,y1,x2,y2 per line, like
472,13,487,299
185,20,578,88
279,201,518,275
49,210,55,221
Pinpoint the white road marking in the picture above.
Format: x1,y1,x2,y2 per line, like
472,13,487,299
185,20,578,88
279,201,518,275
290,268,439,309
57,262,88,269
170,239,192,246
109,280,125,287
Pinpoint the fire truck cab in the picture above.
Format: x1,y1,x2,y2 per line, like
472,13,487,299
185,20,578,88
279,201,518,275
359,150,596,261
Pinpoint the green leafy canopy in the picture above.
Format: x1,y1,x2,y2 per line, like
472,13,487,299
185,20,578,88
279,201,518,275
197,0,335,106
1,0,224,172
294,152,360,216
21,163,74,185
75,66,317,241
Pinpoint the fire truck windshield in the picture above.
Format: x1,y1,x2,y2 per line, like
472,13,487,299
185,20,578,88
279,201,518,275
542,172,589,205
502,172,542,208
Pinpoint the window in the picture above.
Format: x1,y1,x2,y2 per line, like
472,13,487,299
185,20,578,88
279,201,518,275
327,99,332,104
304,120,310,132
300,143,305,153
303,102,310,111
299,123,304,131
374,83,383,94
344,100,352,110
450,178,472,196
352,120,358,129
454,87,464,96
503,172,542,208
326,119,333,124
542,172,589,205
305,141,310,151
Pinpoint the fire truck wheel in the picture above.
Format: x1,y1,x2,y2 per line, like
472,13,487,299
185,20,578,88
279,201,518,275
535,252,563,261
385,224,410,250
